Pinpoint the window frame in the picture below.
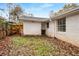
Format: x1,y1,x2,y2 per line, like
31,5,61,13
57,17,66,32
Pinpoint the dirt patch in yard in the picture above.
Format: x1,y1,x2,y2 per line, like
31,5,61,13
45,37,79,56
0,37,11,55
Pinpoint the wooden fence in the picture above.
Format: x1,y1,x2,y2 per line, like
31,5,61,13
0,22,23,40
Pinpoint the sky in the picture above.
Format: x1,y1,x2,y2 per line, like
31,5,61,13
0,3,65,18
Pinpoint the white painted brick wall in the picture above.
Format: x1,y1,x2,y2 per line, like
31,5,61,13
46,21,55,37
47,14,79,47
23,21,41,35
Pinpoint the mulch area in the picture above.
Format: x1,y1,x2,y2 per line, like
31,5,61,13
0,37,11,56
45,37,79,56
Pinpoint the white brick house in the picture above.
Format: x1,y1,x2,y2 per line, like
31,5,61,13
19,7,79,47
47,7,79,47
19,16,49,35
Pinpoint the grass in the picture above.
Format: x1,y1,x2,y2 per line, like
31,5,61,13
11,36,58,56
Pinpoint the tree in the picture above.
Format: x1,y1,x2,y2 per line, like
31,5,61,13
27,13,34,17
7,3,15,21
49,10,53,18
10,4,23,22
63,3,79,9
49,3,79,18
55,3,79,15
0,17,5,24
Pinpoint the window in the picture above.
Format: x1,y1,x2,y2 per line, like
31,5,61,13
57,18,66,32
47,22,49,28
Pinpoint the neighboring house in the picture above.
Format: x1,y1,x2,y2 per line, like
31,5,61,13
19,16,49,35
47,7,79,47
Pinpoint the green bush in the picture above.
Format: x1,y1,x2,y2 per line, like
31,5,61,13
0,18,7,39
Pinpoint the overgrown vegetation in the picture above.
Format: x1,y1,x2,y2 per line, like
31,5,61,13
0,18,6,40
52,3,79,16
6,36,79,56
10,36,58,56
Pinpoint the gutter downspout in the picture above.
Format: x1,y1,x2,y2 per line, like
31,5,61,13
53,20,56,39
54,20,56,39
51,17,56,39
50,18,56,39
